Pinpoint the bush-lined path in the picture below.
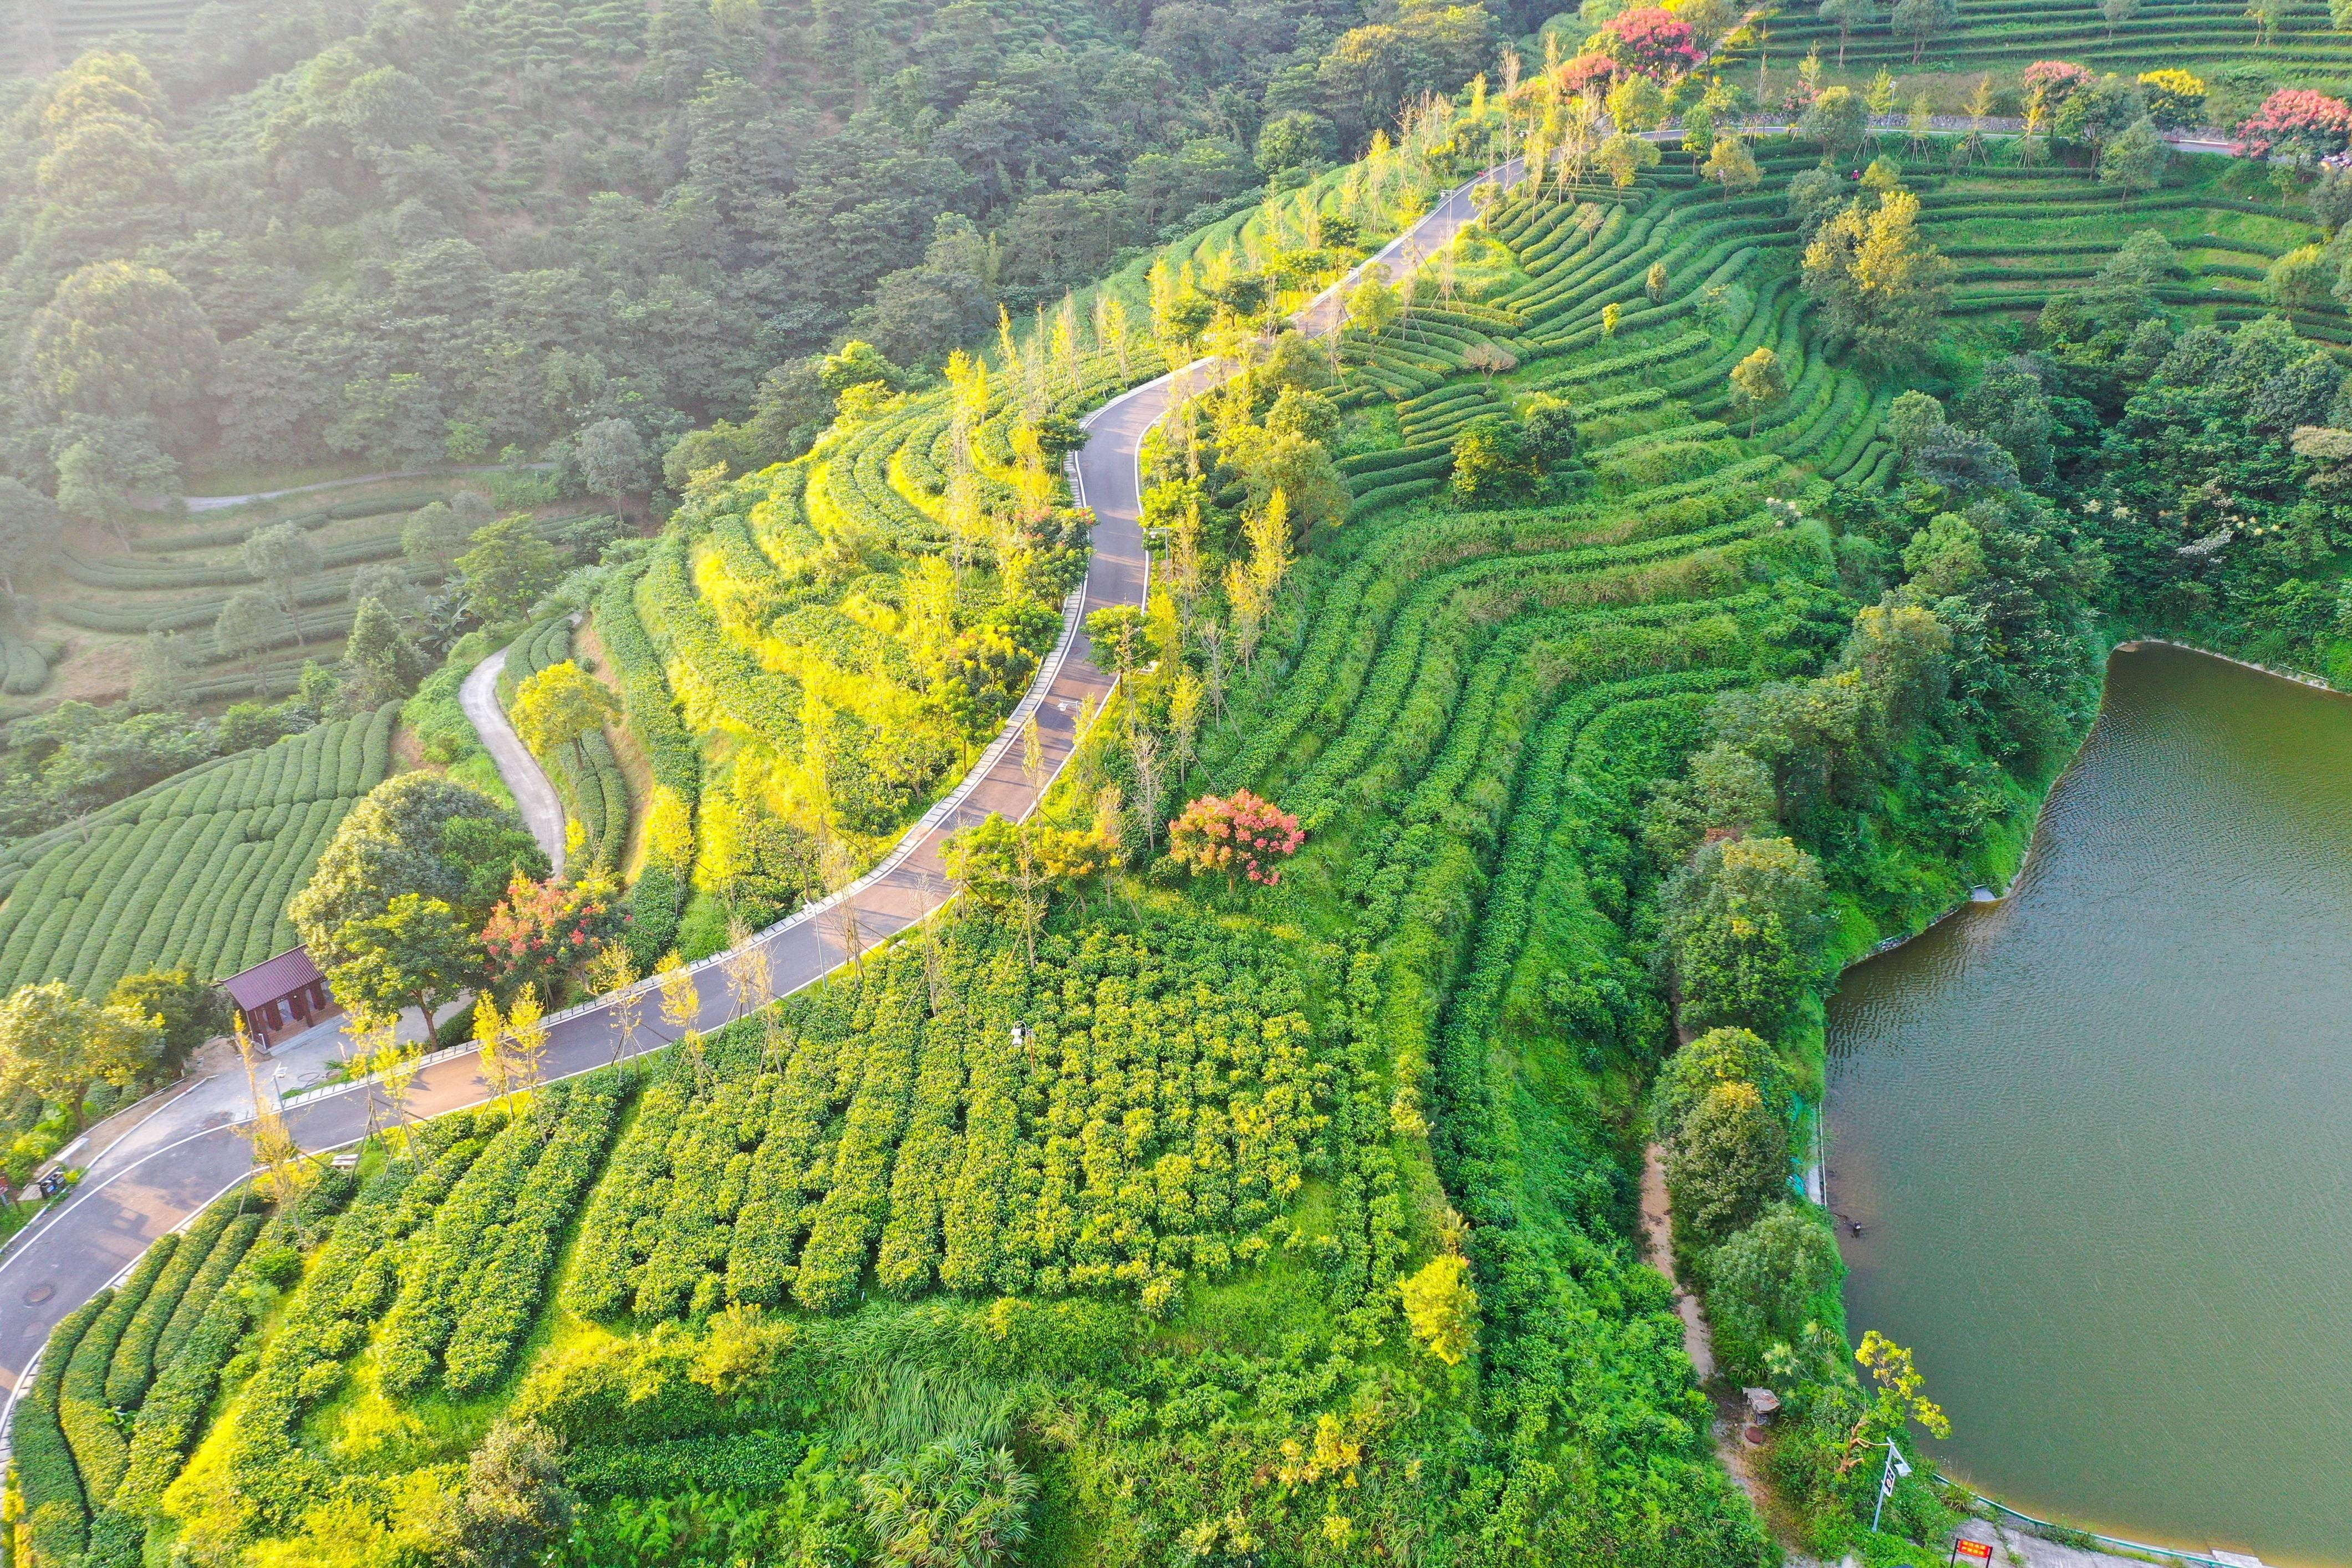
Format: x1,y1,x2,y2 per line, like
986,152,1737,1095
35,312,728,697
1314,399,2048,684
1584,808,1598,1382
0,167,1513,1396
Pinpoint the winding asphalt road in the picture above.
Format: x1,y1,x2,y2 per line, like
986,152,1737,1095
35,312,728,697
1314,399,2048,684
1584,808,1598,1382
0,165,1516,1394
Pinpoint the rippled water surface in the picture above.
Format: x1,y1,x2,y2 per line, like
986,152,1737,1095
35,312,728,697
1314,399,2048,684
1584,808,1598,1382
1827,643,2352,1566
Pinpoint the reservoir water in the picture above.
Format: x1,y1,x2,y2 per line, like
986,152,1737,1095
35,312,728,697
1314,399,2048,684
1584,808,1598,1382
1827,643,2352,1567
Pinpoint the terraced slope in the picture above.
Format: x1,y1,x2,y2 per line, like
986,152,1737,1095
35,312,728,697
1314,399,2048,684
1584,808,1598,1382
0,704,398,992
40,492,605,705
1769,0,2346,77
1332,142,2345,519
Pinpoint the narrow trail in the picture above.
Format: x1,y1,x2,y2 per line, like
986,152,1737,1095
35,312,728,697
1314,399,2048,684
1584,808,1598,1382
0,164,1516,1392
1642,1143,1770,1511
460,642,567,879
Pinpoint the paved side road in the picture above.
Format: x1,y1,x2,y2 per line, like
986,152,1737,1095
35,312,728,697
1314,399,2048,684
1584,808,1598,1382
0,166,1513,1391
460,640,568,878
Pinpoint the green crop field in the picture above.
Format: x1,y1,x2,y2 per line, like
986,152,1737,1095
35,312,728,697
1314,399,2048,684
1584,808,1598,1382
0,704,397,994
1770,0,2350,82
16,0,2352,1553
22,490,610,706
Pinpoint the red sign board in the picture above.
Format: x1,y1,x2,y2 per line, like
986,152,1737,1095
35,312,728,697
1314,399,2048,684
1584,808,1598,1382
1954,1542,1994,1565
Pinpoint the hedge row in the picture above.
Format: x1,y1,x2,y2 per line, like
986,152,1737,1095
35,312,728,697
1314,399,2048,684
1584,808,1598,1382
0,706,397,995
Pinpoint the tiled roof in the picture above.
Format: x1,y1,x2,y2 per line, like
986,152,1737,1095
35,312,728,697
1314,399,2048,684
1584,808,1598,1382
220,946,323,1011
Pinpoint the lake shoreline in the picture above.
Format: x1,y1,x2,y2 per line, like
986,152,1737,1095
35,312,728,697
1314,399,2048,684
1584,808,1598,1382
1820,642,2352,1568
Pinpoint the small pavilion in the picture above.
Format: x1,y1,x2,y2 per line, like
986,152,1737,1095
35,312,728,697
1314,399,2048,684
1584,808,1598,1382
220,946,341,1050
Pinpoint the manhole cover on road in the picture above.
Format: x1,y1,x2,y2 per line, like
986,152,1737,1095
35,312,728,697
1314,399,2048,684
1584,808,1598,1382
22,1284,53,1306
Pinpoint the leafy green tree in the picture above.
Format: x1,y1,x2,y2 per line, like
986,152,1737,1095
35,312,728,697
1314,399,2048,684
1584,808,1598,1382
1799,85,1869,166
1708,1203,1846,1365
2098,115,2168,191
292,772,543,948
403,500,469,571
1660,834,1827,1032
214,588,289,661
242,521,322,618
1889,0,1956,63
455,515,561,627
1523,395,1580,468
13,261,217,442
1801,189,1955,366
1652,1026,1790,1137
55,427,175,547
1595,131,1661,188
0,477,61,594
1641,744,1779,866
2053,72,2146,152
438,1421,574,1568
324,893,479,1035
2101,0,2142,42
1785,165,1846,240
0,981,162,1127
1704,133,1762,198
1255,111,1336,174
1955,358,2055,480
1219,424,1349,533
510,660,620,756
349,561,422,622
1606,74,1667,133
1450,415,1541,506
2308,166,2352,233
104,968,225,1073
1728,346,1791,435
858,1439,1037,1568
344,597,430,707
1883,389,1947,454
574,417,649,508
1345,271,1400,335
1664,1080,1789,1250
2265,243,2335,307
1819,0,1877,65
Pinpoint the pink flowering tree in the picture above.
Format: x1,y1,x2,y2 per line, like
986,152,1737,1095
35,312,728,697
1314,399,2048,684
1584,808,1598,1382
1556,52,1618,98
480,872,619,998
2022,60,2093,115
1168,790,1305,889
1601,8,1701,78
2236,89,2352,161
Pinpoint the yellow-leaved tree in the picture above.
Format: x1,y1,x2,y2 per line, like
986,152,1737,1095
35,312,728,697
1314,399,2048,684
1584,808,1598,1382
1400,1234,1480,1366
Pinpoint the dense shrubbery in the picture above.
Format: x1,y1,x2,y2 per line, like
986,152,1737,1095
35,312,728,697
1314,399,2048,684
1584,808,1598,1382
567,915,1322,1318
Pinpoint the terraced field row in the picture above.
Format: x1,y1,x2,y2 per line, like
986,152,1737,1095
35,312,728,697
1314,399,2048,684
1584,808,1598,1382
503,614,632,876
1769,0,2344,72
1335,145,2345,518
0,705,399,994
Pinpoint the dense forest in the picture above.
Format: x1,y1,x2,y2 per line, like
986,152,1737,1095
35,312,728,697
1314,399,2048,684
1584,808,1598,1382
0,0,1508,503
7,0,2352,1565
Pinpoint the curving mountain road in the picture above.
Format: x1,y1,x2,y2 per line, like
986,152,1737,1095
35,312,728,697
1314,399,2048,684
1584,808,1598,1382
0,162,1515,1393
460,642,568,879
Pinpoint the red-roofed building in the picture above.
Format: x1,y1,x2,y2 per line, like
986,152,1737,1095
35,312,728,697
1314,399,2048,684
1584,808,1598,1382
219,946,341,1050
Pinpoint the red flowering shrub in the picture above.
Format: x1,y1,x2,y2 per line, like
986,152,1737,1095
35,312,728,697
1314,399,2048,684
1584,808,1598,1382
1601,8,1699,78
480,872,619,996
1556,51,1618,97
1168,790,1305,887
2236,89,2352,160
2022,60,2093,114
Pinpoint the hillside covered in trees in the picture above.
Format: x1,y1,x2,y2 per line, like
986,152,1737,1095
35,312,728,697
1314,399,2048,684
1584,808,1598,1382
12,1,2352,1566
